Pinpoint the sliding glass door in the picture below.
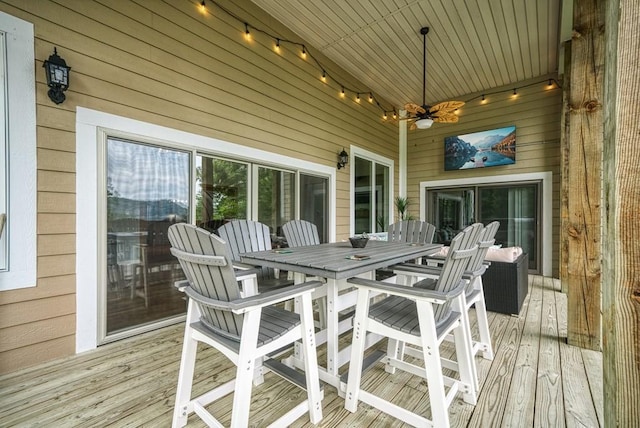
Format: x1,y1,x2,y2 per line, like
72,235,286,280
105,138,190,336
427,182,540,271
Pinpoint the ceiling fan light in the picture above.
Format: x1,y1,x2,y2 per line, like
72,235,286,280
415,118,434,129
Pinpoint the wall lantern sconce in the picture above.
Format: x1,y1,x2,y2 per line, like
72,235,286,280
337,149,349,169
43,47,71,105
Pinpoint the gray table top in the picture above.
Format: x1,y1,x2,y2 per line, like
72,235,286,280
241,240,441,280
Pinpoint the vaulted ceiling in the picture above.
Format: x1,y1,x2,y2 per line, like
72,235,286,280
250,0,568,110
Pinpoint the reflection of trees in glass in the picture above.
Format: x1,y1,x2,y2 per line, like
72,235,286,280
257,168,294,235
196,157,247,226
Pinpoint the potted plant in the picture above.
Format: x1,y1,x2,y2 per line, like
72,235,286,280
394,196,414,221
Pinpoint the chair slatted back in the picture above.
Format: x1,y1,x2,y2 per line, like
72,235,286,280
168,223,244,339
282,220,320,247
467,221,500,273
432,223,482,322
387,220,436,245
217,220,274,281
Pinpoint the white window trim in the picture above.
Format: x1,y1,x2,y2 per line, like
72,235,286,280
349,146,395,236
0,12,36,290
419,172,553,276
76,107,336,352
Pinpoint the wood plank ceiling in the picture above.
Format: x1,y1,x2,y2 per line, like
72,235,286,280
250,0,563,110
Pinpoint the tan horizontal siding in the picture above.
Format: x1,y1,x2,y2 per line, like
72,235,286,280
0,336,75,374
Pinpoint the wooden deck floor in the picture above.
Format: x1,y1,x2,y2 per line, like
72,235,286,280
0,275,602,427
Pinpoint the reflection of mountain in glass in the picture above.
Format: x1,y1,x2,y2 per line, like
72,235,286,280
444,126,516,171
108,197,188,222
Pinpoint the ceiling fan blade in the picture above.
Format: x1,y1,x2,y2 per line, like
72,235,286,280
404,102,426,115
433,113,459,123
429,100,465,114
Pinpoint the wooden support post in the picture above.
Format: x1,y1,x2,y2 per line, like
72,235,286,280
565,0,604,350
602,0,640,425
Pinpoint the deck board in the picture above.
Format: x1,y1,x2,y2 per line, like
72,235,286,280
0,275,602,427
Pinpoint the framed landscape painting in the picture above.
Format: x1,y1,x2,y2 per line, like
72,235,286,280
444,125,516,171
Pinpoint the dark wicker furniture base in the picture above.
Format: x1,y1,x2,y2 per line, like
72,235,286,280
482,252,529,315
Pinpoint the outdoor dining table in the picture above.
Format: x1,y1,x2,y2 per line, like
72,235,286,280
241,239,441,389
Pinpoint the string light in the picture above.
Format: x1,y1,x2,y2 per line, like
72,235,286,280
193,0,393,118
199,0,206,14
383,112,388,120
512,88,518,98
392,109,397,119
356,93,361,103
547,79,554,89
481,94,487,104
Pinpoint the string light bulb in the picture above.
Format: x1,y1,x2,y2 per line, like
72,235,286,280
244,23,251,40
340,86,345,98
481,94,487,104
392,109,397,119
368,93,373,103
274,38,280,52
383,112,388,120
512,88,518,98
321,70,326,82
356,93,361,103
301,45,307,58
199,0,206,14
547,79,554,89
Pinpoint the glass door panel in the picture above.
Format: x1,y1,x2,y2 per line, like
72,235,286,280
300,173,328,243
105,138,189,336
257,166,295,245
427,188,475,244
375,164,389,232
196,156,248,232
479,185,538,269
354,157,372,234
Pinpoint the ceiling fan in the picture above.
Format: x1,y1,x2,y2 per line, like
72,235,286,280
404,27,465,130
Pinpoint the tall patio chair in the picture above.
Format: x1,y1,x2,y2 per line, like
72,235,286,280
217,219,293,292
167,223,323,428
393,221,500,361
343,225,480,428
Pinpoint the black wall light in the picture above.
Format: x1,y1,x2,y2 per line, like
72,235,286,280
337,149,349,169
43,48,71,104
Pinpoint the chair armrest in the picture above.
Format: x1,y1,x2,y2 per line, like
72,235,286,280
347,277,466,304
392,263,488,281
182,280,322,314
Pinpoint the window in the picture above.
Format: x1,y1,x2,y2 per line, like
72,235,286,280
0,12,36,290
104,138,190,337
77,108,336,350
427,184,539,271
351,147,393,235
422,172,553,275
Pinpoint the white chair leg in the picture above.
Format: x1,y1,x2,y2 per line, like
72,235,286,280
231,310,261,428
474,281,494,360
344,289,372,413
452,298,478,405
299,293,323,423
172,302,199,428
417,302,450,428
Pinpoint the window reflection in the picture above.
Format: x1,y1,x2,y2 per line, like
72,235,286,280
196,156,248,232
105,138,189,336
